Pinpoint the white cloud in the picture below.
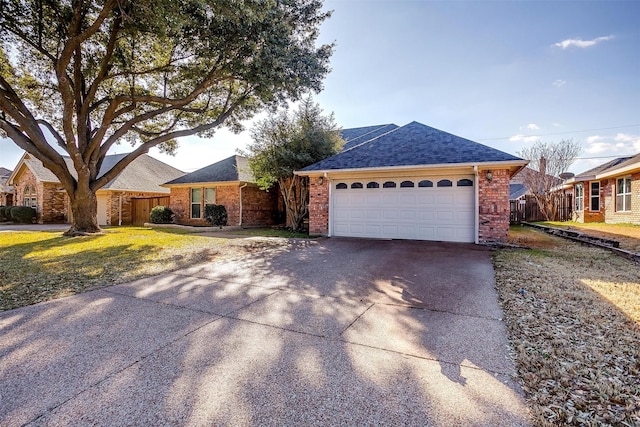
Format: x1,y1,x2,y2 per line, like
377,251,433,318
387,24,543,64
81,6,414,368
552,123,562,128
509,134,539,143
584,133,640,155
552,79,566,88
553,35,614,49
526,123,540,130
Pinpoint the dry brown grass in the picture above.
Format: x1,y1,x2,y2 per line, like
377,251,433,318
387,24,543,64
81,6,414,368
539,221,640,253
494,226,640,426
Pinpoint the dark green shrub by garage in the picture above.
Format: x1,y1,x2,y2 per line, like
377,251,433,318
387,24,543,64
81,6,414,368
204,204,228,228
0,206,8,221
149,205,174,224
10,206,36,223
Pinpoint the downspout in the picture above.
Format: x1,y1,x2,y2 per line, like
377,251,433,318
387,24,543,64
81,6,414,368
239,183,248,226
473,165,479,244
325,172,332,237
119,192,124,226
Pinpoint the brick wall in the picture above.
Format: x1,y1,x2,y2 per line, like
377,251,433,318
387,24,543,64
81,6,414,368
308,176,329,236
170,184,277,226
478,168,510,243
41,183,68,223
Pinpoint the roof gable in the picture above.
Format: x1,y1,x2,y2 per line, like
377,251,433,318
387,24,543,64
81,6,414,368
164,155,253,185
300,121,525,172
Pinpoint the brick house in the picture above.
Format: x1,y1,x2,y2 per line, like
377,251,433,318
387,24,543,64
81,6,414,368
7,152,184,225
0,167,13,206
296,121,528,243
162,155,280,227
559,153,640,225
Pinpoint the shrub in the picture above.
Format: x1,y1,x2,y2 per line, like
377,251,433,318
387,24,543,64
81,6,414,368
149,205,174,224
204,204,228,228
0,206,7,221
10,206,36,223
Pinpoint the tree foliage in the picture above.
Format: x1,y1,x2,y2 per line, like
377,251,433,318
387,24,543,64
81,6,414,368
0,0,333,234
517,139,582,220
246,97,342,232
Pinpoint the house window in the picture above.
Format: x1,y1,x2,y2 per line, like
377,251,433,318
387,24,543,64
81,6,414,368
366,182,379,189
351,182,363,189
590,182,600,211
574,183,584,211
204,188,216,213
23,185,37,210
418,180,433,188
437,179,452,187
191,188,202,219
616,177,632,212
457,179,473,187
400,180,414,188
336,183,347,189
383,181,396,188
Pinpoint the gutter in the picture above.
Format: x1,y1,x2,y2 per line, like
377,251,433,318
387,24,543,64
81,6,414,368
473,165,479,244
294,159,528,176
238,183,248,226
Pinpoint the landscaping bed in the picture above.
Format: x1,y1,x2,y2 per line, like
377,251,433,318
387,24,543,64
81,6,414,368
537,221,640,253
495,226,640,426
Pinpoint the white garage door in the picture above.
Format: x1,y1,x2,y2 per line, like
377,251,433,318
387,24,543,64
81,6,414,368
331,176,475,243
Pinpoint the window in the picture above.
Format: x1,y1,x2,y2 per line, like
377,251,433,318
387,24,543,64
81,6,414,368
205,188,216,212
457,179,473,187
366,182,379,189
616,177,632,212
437,179,452,187
336,183,347,189
383,181,396,188
23,185,37,210
400,180,414,188
418,180,433,188
351,182,363,189
574,183,584,211
590,182,600,211
191,188,202,219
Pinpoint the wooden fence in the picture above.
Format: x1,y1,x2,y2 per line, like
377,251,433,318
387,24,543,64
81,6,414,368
131,196,170,226
510,194,573,224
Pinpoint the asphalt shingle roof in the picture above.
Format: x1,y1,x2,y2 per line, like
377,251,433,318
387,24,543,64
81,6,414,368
574,156,635,179
510,183,527,200
164,155,253,185
341,124,399,150
19,153,183,193
301,121,524,172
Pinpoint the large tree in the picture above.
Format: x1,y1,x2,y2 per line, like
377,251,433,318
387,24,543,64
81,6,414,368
517,139,582,220
246,97,342,232
0,0,332,235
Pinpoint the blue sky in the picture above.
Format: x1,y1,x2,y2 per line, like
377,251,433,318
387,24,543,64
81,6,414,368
1,0,638,174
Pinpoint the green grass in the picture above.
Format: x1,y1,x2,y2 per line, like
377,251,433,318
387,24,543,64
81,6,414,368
0,227,229,311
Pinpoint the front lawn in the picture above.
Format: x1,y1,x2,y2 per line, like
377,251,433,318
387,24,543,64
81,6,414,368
0,227,232,311
537,221,640,253
494,226,640,426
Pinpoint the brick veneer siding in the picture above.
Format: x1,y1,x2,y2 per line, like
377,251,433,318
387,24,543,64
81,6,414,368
478,168,510,243
169,184,277,226
13,167,69,223
308,176,329,235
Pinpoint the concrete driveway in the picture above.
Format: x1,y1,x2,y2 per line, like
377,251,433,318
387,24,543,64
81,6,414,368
0,238,531,426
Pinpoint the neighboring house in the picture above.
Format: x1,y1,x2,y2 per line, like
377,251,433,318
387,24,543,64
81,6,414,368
162,155,280,227
560,153,640,224
7,152,184,225
0,167,13,206
297,121,528,243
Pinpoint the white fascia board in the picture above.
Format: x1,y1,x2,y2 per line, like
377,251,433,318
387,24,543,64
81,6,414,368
294,160,528,177
160,181,242,188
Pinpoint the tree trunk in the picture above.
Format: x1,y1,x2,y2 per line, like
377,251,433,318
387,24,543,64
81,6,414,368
279,175,309,233
64,182,101,236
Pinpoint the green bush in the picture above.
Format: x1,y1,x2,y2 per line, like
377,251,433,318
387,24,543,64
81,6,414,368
0,206,7,221
204,204,228,228
149,205,174,224
10,206,36,223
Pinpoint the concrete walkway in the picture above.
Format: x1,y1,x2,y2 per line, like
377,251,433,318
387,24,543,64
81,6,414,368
0,239,531,426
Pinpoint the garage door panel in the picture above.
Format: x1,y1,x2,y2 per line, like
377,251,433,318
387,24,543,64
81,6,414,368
332,177,475,243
